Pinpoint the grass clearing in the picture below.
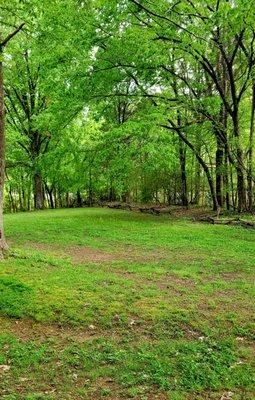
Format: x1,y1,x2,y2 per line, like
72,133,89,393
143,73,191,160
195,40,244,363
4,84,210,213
0,208,254,399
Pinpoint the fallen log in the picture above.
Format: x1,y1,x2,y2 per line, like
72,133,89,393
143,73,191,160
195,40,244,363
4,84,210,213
106,202,134,211
139,206,171,215
107,203,122,209
139,207,154,214
226,219,255,229
195,216,255,229
195,216,215,224
150,206,171,215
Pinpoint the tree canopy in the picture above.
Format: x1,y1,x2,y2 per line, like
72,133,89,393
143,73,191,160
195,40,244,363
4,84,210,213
1,0,255,252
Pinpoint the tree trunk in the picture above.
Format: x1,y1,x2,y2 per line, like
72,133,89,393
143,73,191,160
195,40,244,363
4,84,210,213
76,190,82,207
247,83,255,211
232,113,247,212
236,148,246,212
45,184,54,209
179,138,188,208
33,172,44,210
8,187,15,212
224,146,230,210
215,137,224,207
193,146,201,205
168,124,218,211
0,52,8,255
65,192,70,208
88,167,93,207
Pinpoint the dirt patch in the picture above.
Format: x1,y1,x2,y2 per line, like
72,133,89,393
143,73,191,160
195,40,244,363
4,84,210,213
23,241,135,263
170,206,214,219
69,245,124,263
21,241,171,265
0,317,123,344
110,268,197,292
202,271,255,285
22,241,205,267
155,273,197,291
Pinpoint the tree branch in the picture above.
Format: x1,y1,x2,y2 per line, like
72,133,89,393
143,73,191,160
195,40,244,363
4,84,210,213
0,23,25,48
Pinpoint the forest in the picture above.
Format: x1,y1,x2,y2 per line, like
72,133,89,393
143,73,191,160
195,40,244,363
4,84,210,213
0,1,255,399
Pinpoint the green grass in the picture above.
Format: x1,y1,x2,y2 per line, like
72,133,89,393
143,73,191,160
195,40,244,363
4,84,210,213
0,207,254,399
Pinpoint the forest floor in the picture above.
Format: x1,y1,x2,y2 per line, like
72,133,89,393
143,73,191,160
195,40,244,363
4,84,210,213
0,207,254,400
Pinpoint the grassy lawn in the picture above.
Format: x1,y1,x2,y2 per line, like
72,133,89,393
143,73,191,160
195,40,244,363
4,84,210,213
0,208,254,400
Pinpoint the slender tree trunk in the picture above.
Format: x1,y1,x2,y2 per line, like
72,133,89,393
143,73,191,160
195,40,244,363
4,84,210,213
58,190,63,208
18,187,23,211
232,112,247,212
49,190,54,209
179,138,188,208
109,184,116,202
0,51,8,255
194,147,201,205
53,188,58,208
27,181,32,211
168,124,218,210
88,166,93,207
65,192,70,208
224,146,230,210
247,83,255,211
0,24,26,256
229,162,236,210
215,137,224,207
45,184,54,209
172,72,189,208
8,187,15,213
76,190,82,207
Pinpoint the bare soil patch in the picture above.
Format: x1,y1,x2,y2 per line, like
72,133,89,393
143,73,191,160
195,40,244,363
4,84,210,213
23,241,164,264
0,317,122,343
22,241,204,267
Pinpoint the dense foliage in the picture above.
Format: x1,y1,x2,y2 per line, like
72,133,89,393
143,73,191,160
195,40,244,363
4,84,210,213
1,0,255,222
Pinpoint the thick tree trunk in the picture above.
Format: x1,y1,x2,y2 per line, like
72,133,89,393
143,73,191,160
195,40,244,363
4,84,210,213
33,172,44,210
0,53,8,255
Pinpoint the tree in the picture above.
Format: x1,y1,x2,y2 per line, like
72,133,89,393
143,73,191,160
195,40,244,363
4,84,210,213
0,22,25,256
79,0,255,211
5,50,49,209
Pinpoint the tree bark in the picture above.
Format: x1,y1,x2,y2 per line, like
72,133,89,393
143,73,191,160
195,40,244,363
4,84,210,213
194,153,201,205
232,110,247,212
247,83,255,211
0,24,24,255
33,172,44,210
179,138,188,208
224,145,230,210
45,183,54,209
215,137,224,207
76,190,82,207
0,50,8,255
164,122,218,211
